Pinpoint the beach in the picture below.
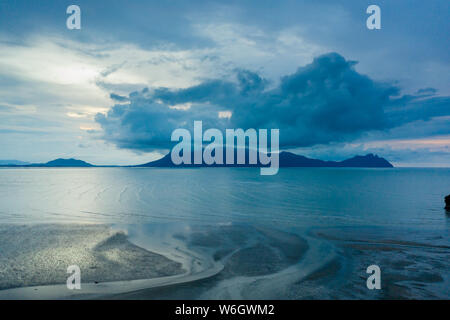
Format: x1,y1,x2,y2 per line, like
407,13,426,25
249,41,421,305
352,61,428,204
0,223,312,299
0,224,185,297
0,222,449,299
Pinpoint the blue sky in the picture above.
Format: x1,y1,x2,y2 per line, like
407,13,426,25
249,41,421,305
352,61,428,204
0,0,449,166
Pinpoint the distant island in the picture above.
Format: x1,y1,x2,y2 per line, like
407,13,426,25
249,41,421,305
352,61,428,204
137,151,393,168
39,158,94,167
0,158,94,167
0,160,30,166
0,153,393,168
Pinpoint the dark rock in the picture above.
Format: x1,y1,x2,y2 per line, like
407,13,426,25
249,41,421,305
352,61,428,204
445,195,450,211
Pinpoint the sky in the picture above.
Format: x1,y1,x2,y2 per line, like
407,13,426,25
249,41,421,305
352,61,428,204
0,0,449,166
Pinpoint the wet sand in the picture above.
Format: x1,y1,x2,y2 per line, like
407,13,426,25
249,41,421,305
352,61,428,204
0,224,183,293
112,224,310,300
301,227,450,299
0,223,447,299
0,223,310,299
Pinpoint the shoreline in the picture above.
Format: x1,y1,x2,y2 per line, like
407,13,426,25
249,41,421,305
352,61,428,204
0,223,203,299
1,223,447,299
0,223,310,299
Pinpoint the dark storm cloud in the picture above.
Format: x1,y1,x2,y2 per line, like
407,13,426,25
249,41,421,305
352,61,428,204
386,95,450,126
110,93,129,102
96,53,450,151
96,89,225,151
416,88,437,96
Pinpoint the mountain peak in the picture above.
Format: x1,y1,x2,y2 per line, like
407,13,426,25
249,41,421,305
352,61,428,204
338,154,393,168
44,158,93,167
138,151,393,168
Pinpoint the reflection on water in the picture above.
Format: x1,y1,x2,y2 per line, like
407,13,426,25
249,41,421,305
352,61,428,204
0,167,449,228
0,167,449,299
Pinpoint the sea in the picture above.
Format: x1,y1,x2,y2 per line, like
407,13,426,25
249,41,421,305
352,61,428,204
0,167,449,299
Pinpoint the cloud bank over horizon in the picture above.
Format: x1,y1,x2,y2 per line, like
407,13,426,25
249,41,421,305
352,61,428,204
96,52,450,159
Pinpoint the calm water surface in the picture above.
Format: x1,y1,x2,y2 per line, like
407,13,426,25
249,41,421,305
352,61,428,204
0,167,448,229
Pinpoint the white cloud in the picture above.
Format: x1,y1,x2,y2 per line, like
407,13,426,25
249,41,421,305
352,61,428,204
193,23,325,81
